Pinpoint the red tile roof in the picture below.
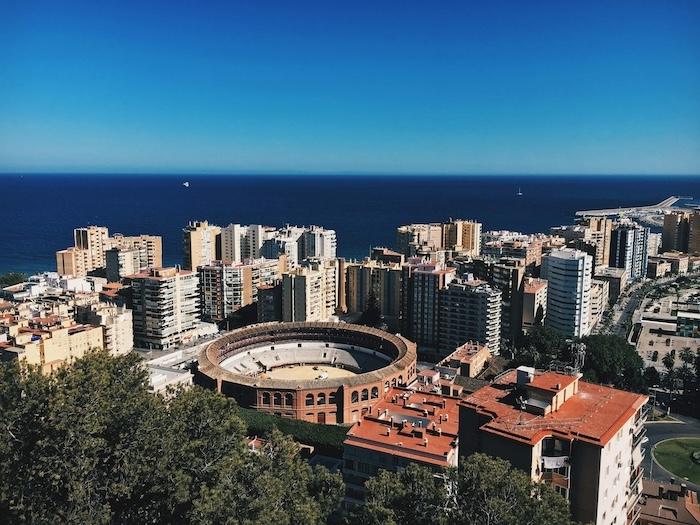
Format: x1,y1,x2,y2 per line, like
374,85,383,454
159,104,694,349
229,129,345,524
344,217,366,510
461,370,647,447
344,388,460,467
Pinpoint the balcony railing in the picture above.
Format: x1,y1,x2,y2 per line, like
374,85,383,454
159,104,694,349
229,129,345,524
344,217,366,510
629,468,643,492
632,426,647,448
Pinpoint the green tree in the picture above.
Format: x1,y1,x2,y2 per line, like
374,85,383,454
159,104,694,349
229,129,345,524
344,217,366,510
351,454,573,525
580,335,645,392
359,291,384,329
643,366,661,388
513,326,564,368
191,429,343,525
0,272,28,288
0,350,342,524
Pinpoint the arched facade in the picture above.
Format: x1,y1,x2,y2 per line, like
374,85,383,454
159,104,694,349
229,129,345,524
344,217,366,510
196,322,417,425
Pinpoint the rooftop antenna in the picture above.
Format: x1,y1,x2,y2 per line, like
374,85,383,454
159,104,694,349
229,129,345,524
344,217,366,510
516,395,526,425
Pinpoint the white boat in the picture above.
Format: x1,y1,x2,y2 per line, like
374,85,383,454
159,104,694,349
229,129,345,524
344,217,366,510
183,181,190,188
516,187,523,196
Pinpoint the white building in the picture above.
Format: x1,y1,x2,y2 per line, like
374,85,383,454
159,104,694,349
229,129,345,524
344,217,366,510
80,304,134,356
589,279,610,330
541,248,592,338
281,264,336,322
302,226,337,259
130,267,201,350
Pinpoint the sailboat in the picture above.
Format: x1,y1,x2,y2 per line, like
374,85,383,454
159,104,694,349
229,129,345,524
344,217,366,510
516,187,523,196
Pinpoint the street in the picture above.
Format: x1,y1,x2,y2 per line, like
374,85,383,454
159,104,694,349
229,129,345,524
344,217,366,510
643,414,700,492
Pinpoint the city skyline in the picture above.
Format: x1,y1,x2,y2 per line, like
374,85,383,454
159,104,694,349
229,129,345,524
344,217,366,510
2,0,699,175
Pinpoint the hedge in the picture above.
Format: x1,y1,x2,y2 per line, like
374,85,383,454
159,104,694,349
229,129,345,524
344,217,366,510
236,407,349,457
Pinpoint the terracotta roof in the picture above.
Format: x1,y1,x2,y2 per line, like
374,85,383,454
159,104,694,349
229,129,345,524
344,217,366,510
527,372,577,393
344,388,459,467
461,370,647,446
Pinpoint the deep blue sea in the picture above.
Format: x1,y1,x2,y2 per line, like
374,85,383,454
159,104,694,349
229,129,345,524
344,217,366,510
1,174,699,275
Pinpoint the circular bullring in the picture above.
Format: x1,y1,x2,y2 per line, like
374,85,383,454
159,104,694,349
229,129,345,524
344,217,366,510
196,322,417,425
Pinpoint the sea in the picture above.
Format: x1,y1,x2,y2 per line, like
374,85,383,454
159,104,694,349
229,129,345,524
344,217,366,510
1,174,699,275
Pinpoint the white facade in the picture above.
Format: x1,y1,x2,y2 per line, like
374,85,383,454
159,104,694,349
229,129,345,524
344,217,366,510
281,264,336,322
541,248,592,338
84,305,134,356
302,226,337,259
220,223,246,263
131,268,201,350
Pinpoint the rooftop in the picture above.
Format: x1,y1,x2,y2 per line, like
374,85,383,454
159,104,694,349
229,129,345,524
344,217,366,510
461,370,647,446
344,388,460,467
440,341,490,366
524,278,547,294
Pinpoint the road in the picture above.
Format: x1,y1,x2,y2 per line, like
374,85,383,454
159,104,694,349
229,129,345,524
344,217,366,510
643,414,700,492
594,275,678,337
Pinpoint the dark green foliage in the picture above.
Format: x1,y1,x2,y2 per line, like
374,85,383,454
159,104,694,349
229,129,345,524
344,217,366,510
513,327,647,392
513,325,565,368
350,454,574,525
580,335,645,392
644,366,661,387
0,351,343,524
358,291,384,329
237,407,348,457
0,272,28,287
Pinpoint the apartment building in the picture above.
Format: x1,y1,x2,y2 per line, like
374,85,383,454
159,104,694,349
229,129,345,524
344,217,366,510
522,277,548,333
129,267,200,349
396,220,481,258
541,248,593,338
282,265,335,322
106,247,141,282
589,279,610,330
402,262,456,350
10,319,104,373
343,388,460,503
183,220,221,270
610,221,649,280
78,304,133,356
197,258,284,322
438,278,501,355
345,260,402,331
662,212,691,253
459,367,648,525
56,226,162,277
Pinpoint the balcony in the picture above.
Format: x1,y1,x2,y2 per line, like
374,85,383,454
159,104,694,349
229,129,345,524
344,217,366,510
627,503,642,525
541,470,570,489
629,467,643,492
632,426,647,448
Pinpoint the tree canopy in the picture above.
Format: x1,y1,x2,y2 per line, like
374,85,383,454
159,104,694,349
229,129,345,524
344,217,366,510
349,454,574,525
0,351,343,524
513,327,646,392
0,272,28,288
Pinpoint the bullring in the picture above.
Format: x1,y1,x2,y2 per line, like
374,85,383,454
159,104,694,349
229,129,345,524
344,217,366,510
196,322,417,424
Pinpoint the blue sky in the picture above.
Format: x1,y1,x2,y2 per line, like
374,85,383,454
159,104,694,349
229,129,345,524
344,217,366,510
1,0,699,175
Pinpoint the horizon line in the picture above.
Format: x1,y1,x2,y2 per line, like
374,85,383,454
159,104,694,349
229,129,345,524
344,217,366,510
1,171,700,178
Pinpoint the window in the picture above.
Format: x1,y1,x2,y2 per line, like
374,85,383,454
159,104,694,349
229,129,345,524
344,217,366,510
329,392,337,405
351,391,359,403
285,393,293,406
371,387,379,399
318,393,326,405
262,392,271,405
391,378,397,387
361,389,369,401
273,393,282,406
384,381,390,392
398,375,403,385
305,393,314,406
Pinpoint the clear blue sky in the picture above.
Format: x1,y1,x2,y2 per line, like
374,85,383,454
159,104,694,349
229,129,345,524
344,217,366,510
1,0,699,175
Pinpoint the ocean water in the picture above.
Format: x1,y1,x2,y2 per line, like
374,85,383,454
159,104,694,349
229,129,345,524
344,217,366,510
1,174,699,275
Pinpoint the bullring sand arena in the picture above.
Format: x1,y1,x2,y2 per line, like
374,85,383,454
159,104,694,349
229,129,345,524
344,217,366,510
263,365,356,380
196,321,417,425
